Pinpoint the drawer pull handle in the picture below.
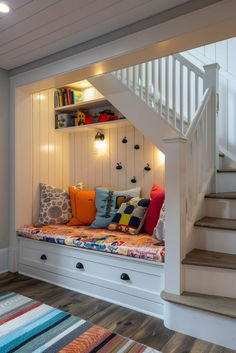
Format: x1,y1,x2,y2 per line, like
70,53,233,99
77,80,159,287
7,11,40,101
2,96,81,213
120,273,130,281
76,262,84,269
40,254,47,261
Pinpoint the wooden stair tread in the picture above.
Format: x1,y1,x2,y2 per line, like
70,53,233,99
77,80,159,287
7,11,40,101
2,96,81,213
182,249,236,270
161,291,236,319
195,216,236,231
217,169,236,173
205,192,236,199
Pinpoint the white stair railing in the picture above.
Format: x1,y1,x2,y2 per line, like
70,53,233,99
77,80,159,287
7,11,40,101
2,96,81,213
113,53,205,134
185,87,214,222
164,63,219,295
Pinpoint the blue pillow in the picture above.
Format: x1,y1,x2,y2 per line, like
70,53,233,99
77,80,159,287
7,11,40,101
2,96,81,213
90,187,141,229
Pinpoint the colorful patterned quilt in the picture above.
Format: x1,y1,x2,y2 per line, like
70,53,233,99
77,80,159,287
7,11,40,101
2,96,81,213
17,224,165,262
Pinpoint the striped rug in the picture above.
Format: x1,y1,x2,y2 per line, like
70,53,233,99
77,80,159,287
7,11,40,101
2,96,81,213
0,292,161,353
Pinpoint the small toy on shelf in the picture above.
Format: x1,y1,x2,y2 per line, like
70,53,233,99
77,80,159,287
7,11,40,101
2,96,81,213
77,110,86,125
57,114,67,128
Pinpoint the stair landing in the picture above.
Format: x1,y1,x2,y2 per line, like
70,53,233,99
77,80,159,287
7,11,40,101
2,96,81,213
161,291,236,319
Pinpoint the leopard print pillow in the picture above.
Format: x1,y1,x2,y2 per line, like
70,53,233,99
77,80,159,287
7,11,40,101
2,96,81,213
36,182,83,226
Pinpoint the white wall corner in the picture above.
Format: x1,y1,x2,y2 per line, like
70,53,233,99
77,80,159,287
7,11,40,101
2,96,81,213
0,248,9,274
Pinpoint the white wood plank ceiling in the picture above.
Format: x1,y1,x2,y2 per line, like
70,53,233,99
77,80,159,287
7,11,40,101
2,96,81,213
0,0,188,70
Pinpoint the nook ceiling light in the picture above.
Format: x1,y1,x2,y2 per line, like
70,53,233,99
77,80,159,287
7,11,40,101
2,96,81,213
0,2,10,13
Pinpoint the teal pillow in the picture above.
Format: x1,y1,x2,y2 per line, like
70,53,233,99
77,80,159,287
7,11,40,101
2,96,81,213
90,187,141,229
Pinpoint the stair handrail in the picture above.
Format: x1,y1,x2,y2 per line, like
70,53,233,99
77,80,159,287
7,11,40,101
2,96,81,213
113,53,206,135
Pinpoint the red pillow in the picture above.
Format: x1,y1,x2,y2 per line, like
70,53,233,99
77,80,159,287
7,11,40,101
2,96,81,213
144,184,165,235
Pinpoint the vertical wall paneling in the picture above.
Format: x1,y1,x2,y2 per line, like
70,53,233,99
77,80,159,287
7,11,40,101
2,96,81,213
126,125,135,190
32,89,70,222
48,90,56,186
109,128,118,188
15,88,33,228
117,127,128,190
102,129,110,188
32,93,40,222
31,89,165,223
39,90,49,184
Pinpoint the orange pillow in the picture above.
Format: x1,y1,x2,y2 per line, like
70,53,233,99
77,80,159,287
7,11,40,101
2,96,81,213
67,187,96,226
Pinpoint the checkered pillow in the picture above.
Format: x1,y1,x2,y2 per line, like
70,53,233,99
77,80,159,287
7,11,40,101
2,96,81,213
107,196,150,235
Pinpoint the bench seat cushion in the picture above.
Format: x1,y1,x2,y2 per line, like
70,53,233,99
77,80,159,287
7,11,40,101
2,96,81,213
17,224,165,262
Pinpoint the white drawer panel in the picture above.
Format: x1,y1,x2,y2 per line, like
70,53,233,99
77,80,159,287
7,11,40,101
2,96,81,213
19,238,164,301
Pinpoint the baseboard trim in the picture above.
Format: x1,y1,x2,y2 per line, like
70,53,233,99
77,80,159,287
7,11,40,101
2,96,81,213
0,248,9,273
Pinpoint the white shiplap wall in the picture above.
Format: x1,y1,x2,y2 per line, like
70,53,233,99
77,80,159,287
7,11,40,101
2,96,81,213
32,89,165,222
32,89,70,223
69,126,164,196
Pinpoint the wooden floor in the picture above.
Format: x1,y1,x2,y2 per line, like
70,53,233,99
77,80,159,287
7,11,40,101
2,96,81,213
0,272,234,353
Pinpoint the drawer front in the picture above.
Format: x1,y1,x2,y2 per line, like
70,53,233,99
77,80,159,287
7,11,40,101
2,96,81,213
19,238,164,297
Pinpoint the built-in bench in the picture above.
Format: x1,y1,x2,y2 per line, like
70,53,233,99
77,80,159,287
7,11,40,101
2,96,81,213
17,225,165,318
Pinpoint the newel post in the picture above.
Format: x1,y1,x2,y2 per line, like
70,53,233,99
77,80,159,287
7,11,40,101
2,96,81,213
163,136,187,295
203,63,220,192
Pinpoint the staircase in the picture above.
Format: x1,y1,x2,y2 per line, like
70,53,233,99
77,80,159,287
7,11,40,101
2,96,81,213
164,172,236,349
89,54,236,349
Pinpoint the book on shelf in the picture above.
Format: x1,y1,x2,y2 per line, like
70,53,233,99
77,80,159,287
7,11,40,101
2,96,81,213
54,88,84,108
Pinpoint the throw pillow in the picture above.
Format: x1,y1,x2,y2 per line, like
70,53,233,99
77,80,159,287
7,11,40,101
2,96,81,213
90,187,141,229
108,196,150,235
67,188,96,226
153,202,165,240
144,184,165,234
37,182,84,226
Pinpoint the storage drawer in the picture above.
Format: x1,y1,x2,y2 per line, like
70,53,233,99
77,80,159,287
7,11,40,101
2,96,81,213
19,238,164,299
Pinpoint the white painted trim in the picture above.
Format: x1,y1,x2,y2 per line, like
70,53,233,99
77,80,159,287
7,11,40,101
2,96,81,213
164,301,236,350
0,248,9,274
9,0,236,271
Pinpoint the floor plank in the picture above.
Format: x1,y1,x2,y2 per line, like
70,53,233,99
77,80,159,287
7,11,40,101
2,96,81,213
0,273,234,352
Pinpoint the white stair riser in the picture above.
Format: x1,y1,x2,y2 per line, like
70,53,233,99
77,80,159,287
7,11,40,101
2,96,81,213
205,198,236,218
217,173,236,192
184,265,236,298
164,301,236,350
194,227,236,254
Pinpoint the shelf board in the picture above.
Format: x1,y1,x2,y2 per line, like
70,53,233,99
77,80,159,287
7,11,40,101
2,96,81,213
54,97,109,112
55,118,130,133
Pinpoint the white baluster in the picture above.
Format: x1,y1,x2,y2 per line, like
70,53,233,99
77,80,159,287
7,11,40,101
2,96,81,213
145,62,149,104
180,63,183,133
152,60,157,109
133,65,137,94
158,58,163,115
195,74,199,111
127,67,130,88
172,57,176,128
165,57,170,122
187,69,191,125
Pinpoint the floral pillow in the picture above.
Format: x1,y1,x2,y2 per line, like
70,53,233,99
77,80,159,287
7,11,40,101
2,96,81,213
36,182,83,226
153,202,165,240
108,196,150,235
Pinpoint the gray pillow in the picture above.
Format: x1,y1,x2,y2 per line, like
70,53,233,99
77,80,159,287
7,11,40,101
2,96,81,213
36,182,83,226
153,202,165,240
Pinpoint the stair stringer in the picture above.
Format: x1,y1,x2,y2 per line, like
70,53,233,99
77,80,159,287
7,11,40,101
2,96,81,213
88,74,180,152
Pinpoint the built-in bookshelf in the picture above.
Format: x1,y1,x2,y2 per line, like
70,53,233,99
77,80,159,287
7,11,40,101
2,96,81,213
54,82,127,132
